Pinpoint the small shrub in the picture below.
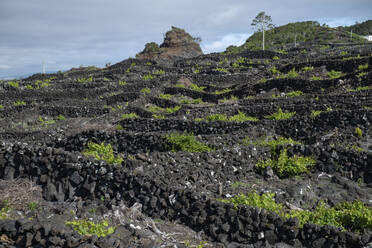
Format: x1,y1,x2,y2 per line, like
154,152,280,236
14,100,26,106
166,132,213,153
142,74,154,80
118,81,127,86
221,192,283,213
311,110,323,117
244,136,301,152
189,83,206,92
221,193,372,232
83,142,123,165
165,106,181,114
358,64,368,70
301,66,314,72
300,49,307,54
159,94,173,100
39,116,56,126
115,124,125,131
152,114,165,119
347,85,371,92
258,78,267,83
76,77,93,83
214,88,232,95
345,144,364,153
265,108,295,120
229,110,258,122
0,105,4,110
56,115,66,120
66,219,115,237
140,87,151,96
269,66,281,75
272,56,280,60
356,72,368,78
0,201,10,219
121,113,139,119
355,127,363,138
192,98,204,104
276,49,287,54
286,68,299,78
147,105,163,113
256,149,316,178
340,51,348,56
286,91,303,97
27,202,39,211
174,84,186,88
311,76,322,81
7,81,19,88
154,69,165,75
327,70,343,79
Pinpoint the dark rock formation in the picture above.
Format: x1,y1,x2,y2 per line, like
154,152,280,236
136,26,203,61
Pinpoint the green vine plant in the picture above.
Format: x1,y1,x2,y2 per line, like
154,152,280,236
166,132,214,153
265,108,296,120
255,149,316,178
66,219,115,237
220,192,372,232
83,142,123,165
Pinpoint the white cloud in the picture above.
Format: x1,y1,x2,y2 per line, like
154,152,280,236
0,65,10,69
202,33,251,54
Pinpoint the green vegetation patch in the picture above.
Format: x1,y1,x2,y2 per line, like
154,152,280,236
121,113,139,119
256,149,315,178
0,201,10,219
66,219,115,237
83,142,123,165
273,91,303,98
265,108,296,120
243,136,301,152
140,87,151,96
327,70,343,79
159,94,173,100
355,127,363,138
220,192,372,232
347,86,371,92
301,66,314,72
358,64,368,70
214,88,232,95
39,116,56,126
197,111,258,123
189,83,206,92
311,110,323,117
142,74,154,80
76,77,93,83
166,132,214,153
14,100,26,106
7,81,19,88
154,69,165,75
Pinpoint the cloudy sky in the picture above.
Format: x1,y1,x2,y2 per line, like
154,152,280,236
0,0,371,79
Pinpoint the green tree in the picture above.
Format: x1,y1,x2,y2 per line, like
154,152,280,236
251,11,274,50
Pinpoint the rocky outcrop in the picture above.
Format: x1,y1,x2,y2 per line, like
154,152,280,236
136,26,203,61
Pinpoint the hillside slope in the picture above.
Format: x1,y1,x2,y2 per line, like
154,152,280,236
340,20,372,36
226,21,368,53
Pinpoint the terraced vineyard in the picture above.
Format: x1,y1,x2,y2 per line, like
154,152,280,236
0,43,372,247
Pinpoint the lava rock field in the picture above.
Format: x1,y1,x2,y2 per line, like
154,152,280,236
0,43,371,248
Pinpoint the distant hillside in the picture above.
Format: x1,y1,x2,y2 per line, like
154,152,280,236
226,21,367,53
340,20,372,36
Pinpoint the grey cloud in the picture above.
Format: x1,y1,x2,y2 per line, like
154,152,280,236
0,0,371,78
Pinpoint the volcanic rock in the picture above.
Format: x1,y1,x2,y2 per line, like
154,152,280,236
136,26,203,61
